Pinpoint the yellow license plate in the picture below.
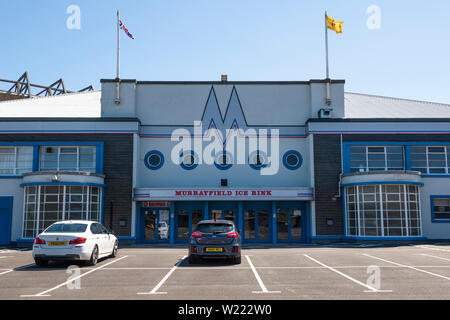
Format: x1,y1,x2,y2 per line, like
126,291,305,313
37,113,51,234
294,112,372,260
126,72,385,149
206,247,223,252
48,241,66,246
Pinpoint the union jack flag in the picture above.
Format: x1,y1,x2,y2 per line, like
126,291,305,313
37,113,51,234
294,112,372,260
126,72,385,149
119,20,134,39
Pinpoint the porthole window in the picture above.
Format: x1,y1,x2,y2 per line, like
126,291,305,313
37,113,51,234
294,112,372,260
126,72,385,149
249,150,268,170
180,151,198,170
144,150,164,170
283,150,303,170
214,151,233,170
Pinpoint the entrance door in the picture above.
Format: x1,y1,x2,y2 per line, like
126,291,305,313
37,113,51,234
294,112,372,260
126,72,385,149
209,202,237,225
243,202,271,242
175,202,204,242
276,203,305,242
143,208,170,242
0,197,13,245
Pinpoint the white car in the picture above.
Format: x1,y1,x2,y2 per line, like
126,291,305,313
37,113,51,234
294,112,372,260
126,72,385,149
32,220,118,267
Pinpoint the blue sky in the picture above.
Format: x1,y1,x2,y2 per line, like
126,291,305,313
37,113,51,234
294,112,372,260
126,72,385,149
1,0,449,103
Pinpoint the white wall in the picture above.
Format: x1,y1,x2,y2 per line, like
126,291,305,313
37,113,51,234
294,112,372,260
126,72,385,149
420,178,450,239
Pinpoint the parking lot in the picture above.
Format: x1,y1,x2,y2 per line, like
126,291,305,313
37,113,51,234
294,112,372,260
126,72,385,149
1,243,450,300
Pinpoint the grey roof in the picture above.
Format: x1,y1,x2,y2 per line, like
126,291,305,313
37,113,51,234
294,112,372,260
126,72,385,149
344,92,450,119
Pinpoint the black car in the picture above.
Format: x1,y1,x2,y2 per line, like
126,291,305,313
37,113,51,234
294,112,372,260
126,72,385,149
188,219,241,264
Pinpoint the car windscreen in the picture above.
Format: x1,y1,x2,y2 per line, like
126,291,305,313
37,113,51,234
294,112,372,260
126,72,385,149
45,223,88,233
196,223,233,234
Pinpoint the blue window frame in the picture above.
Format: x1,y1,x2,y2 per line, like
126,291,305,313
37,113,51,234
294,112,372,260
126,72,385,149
282,150,303,170
144,150,164,170
249,150,268,170
180,150,198,170
0,142,104,175
214,150,233,170
343,142,450,177
430,196,450,223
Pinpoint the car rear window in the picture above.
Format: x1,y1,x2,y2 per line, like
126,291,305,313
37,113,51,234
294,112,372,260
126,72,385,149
45,223,88,233
196,223,233,234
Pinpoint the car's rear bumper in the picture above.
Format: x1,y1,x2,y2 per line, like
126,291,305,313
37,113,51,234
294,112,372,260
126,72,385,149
34,254,82,261
189,244,241,258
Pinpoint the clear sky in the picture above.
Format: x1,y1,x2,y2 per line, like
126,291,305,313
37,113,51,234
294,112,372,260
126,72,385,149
1,0,449,104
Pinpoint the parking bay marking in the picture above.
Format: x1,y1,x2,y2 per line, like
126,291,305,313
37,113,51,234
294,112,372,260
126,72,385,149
20,256,129,298
1,263,36,277
363,254,450,281
304,254,392,293
137,255,187,295
415,245,450,253
420,253,450,262
245,255,281,294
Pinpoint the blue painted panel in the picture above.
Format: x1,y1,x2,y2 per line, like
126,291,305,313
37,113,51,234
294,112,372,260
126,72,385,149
0,197,13,245
430,195,450,223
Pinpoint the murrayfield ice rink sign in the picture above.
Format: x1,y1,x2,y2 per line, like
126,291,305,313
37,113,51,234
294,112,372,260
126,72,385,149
134,187,314,201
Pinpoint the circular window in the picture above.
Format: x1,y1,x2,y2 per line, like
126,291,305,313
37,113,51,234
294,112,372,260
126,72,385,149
283,150,303,170
249,150,268,170
214,151,233,170
144,150,164,170
180,151,198,170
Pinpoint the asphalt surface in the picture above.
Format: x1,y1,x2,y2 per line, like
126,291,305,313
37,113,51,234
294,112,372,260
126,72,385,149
1,243,450,300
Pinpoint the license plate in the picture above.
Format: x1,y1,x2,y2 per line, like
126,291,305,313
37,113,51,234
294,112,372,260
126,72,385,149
205,247,222,252
48,241,66,246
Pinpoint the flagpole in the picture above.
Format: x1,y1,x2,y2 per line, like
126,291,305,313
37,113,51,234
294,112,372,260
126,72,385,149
115,9,121,104
325,10,331,105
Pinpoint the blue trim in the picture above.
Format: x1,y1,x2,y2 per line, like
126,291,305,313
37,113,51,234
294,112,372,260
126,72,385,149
117,236,136,240
144,150,164,170
341,181,424,187
15,238,34,243
272,201,277,244
238,201,243,233
430,195,450,223
100,187,105,225
32,146,40,172
170,202,175,244
311,236,427,241
282,150,303,170
136,202,142,243
343,142,450,146
96,143,104,174
20,182,106,187
0,197,13,245
342,187,347,237
214,150,233,170
180,150,198,170
312,236,344,240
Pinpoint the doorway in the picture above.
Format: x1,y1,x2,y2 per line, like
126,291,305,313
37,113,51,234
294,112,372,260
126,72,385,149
276,202,305,242
243,202,271,242
142,208,170,242
209,201,238,225
175,202,204,242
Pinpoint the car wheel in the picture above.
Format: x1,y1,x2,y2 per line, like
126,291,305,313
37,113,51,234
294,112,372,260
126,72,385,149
233,256,241,264
86,245,99,266
35,259,48,267
110,241,118,258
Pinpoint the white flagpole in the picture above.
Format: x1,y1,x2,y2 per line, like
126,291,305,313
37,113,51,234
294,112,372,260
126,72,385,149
115,10,121,104
325,10,331,105
325,10,329,79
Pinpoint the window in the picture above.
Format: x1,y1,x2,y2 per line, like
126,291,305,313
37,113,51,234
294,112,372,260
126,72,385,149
45,223,88,233
349,146,404,172
40,146,96,172
144,150,164,170
345,184,421,237
0,147,33,175
249,151,268,170
215,151,232,170
431,197,450,221
23,185,102,238
411,146,450,174
180,151,198,170
283,150,303,170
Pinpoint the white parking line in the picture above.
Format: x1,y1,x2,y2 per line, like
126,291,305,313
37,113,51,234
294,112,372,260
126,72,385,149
0,256,13,259
420,253,450,262
0,263,35,276
137,255,186,295
0,270,13,276
363,254,450,281
245,255,281,294
415,245,450,253
20,256,128,298
304,254,392,293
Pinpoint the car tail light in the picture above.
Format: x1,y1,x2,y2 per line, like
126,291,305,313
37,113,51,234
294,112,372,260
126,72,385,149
233,246,239,252
191,246,196,253
69,237,87,245
34,237,46,245
227,232,239,239
191,232,202,239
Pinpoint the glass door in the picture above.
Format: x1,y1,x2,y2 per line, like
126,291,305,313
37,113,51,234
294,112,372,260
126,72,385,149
143,208,170,242
243,202,271,242
175,202,204,242
276,203,304,242
209,202,237,224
